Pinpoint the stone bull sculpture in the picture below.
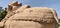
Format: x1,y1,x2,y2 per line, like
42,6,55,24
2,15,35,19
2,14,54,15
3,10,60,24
0,1,58,28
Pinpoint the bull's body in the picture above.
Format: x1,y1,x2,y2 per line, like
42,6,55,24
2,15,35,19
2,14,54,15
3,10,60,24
0,1,58,28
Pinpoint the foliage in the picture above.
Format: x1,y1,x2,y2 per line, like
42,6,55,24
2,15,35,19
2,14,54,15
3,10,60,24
0,7,7,21
0,7,4,12
58,19,60,28
0,10,7,21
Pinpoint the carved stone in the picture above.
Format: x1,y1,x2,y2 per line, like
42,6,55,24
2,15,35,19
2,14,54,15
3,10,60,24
0,1,58,28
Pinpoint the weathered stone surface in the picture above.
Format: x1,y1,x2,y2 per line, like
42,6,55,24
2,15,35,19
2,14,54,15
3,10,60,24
0,1,58,28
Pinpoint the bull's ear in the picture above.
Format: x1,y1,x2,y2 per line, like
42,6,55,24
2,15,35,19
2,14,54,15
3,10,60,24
50,8,59,23
18,2,22,6
17,5,30,12
13,5,30,14
20,5,30,9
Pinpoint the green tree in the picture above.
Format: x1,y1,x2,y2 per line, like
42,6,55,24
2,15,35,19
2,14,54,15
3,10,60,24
0,10,7,21
0,7,7,21
0,7,4,12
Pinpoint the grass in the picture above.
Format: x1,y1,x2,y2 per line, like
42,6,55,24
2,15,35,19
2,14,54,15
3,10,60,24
59,22,60,28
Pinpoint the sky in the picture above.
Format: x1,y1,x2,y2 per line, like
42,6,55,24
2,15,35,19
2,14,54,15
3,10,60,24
0,0,60,18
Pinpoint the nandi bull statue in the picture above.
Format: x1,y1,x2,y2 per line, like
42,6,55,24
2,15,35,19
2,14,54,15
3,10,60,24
0,1,58,28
